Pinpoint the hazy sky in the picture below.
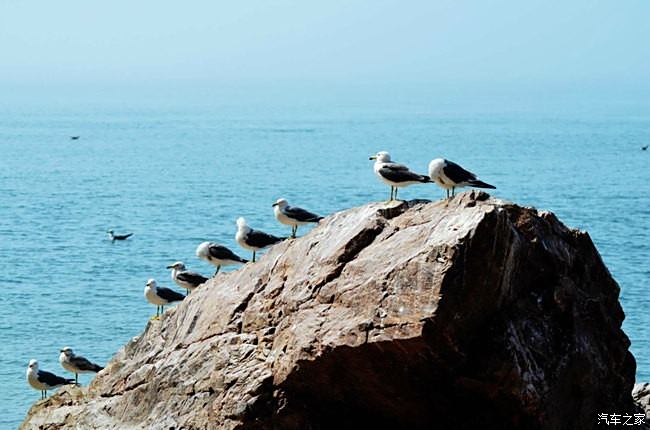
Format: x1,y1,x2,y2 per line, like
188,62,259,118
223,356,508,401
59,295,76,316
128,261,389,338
1,0,648,88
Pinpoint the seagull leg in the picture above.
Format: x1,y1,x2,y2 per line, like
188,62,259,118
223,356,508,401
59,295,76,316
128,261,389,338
75,373,78,385
394,187,399,201
291,225,297,238
214,265,221,276
252,251,256,263
452,187,456,197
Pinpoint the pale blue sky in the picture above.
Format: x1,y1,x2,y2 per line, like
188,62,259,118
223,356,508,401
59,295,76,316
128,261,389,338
1,0,648,89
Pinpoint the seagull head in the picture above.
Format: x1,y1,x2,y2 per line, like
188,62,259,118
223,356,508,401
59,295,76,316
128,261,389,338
166,261,185,270
195,242,212,259
28,359,38,370
369,151,391,162
236,217,250,233
107,229,114,234
146,279,157,290
60,347,73,356
272,198,288,209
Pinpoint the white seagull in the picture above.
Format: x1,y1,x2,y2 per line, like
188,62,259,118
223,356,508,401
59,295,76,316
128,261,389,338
59,347,104,384
195,241,248,276
26,359,74,400
272,198,323,238
428,158,495,198
235,217,285,263
369,151,431,201
166,261,209,295
144,279,185,319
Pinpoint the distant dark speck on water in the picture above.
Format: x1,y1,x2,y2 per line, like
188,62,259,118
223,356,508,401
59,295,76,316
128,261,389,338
642,145,648,151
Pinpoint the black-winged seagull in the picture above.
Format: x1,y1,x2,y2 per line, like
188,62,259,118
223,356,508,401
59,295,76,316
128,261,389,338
144,279,185,319
26,359,75,400
369,151,431,201
107,230,133,241
235,217,285,263
166,261,209,295
195,241,248,276
272,198,323,238
428,158,496,198
59,347,104,384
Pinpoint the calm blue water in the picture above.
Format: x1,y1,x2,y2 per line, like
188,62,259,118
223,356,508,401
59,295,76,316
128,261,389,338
1,89,649,428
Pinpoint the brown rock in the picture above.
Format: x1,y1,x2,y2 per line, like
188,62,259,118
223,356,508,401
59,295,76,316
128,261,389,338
20,191,636,429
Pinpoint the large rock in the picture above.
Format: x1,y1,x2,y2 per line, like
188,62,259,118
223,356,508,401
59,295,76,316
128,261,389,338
21,191,636,430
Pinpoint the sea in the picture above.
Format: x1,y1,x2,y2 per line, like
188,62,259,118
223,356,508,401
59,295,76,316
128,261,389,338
1,84,648,428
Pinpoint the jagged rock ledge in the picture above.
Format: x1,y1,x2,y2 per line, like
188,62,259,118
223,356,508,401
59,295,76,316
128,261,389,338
21,191,636,430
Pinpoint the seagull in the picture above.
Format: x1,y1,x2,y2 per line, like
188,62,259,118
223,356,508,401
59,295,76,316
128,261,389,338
235,217,285,263
195,241,248,276
369,151,431,201
428,158,496,198
272,198,323,238
26,359,74,400
144,279,184,319
642,145,648,151
166,261,209,295
70,136,80,140
107,230,133,241
59,347,104,384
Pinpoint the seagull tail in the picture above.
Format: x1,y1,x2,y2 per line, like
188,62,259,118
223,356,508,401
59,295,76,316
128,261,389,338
93,364,104,372
66,378,76,384
469,180,496,189
420,175,433,183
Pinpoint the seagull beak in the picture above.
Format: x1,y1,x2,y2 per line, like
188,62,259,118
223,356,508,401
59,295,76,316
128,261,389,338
59,350,64,353
369,156,376,160
272,203,278,207
166,265,173,269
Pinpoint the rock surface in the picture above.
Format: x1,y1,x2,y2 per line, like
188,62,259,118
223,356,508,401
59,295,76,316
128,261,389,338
21,191,636,430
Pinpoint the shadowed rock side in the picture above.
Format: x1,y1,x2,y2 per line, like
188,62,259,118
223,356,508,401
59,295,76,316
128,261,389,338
21,191,636,430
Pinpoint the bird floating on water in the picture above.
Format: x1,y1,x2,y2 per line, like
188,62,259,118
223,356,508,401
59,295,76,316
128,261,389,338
428,158,495,199
59,347,104,384
369,151,431,201
26,359,74,400
195,241,248,276
272,198,323,238
166,261,209,295
235,217,284,263
642,145,648,151
70,136,80,140
107,230,133,241
144,279,184,319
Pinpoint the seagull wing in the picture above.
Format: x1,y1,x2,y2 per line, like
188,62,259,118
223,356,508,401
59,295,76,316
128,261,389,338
38,369,74,386
209,244,248,263
156,287,185,303
283,206,323,222
70,356,103,372
379,162,430,183
114,233,133,240
176,270,209,286
442,160,478,184
247,229,285,248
